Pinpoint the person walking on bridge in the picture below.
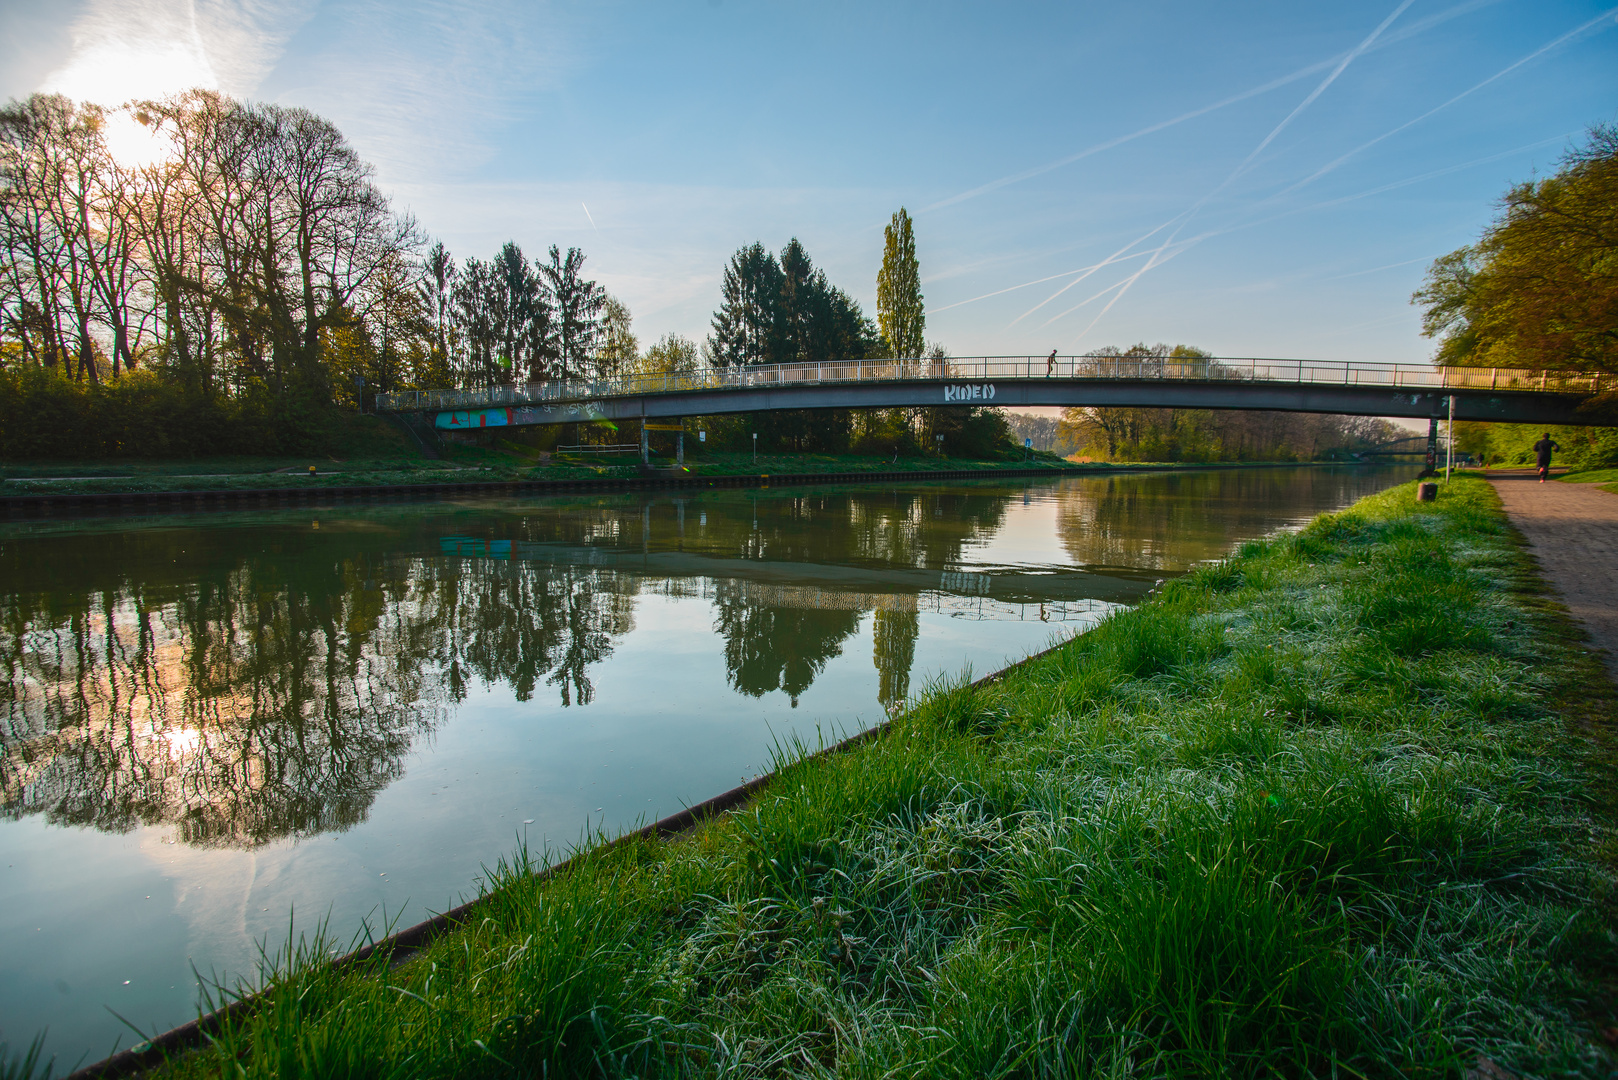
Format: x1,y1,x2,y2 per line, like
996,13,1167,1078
1533,433,1562,482
1046,349,1056,377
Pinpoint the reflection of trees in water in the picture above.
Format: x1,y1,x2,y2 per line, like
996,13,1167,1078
740,489,1010,571
873,609,918,710
712,582,861,705
0,484,1016,848
1054,469,1401,571
0,545,637,849
419,559,635,708
1,571,440,849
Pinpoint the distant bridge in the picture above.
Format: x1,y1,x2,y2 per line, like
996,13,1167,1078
376,355,1613,431
1357,435,1454,458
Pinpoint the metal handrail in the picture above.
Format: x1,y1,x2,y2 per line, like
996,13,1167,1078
375,356,1610,413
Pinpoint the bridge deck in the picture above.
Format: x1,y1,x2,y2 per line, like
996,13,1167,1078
376,356,1613,427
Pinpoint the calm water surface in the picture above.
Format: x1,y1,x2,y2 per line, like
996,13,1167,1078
0,466,1415,1062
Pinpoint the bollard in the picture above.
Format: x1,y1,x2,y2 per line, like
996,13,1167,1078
1416,482,1438,502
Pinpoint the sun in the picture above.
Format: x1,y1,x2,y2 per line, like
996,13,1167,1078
42,34,218,110
102,109,178,170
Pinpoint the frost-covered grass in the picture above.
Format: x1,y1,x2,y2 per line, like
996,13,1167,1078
28,475,1615,1079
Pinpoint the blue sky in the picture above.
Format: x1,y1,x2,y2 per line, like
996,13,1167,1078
3,0,1615,363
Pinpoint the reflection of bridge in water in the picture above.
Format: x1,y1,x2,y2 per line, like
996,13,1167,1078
380,355,1615,430
437,535,1159,607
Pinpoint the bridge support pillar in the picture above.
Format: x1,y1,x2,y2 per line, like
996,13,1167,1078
640,423,649,465
677,431,684,467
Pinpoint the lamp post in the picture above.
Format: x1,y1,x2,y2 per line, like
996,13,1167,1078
353,374,365,414
752,432,757,464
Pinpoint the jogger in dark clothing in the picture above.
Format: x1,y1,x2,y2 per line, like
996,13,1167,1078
1534,433,1561,482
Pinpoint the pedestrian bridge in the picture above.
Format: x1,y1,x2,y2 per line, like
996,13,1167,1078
375,355,1614,430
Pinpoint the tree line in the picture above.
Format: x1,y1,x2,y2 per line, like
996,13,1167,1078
996,345,1403,463
0,91,996,456
0,91,637,448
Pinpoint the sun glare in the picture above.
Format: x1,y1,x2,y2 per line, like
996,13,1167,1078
43,37,218,110
103,110,177,170
163,728,202,759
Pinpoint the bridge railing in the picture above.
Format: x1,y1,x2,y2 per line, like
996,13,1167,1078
375,356,1609,413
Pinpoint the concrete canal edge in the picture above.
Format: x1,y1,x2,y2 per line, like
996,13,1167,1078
63,628,1098,1080
3,461,1363,520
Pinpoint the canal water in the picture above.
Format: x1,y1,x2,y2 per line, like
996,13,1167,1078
0,465,1414,1064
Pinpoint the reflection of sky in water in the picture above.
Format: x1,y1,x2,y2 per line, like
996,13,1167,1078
0,466,1415,1063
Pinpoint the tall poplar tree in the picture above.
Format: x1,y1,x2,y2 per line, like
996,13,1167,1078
876,207,924,359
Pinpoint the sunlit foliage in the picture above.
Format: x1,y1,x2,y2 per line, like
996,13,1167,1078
1414,124,1618,373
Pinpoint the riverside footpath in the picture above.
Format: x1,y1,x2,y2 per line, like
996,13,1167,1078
1489,470,1618,683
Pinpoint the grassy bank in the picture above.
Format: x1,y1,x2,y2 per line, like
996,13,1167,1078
24,476,1618,1079
1562,467,1618,496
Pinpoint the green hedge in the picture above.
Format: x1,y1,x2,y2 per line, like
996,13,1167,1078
0,367,345,459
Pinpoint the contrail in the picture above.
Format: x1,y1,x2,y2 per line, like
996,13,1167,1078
1077,132,1573,291
921,0,1496,215
1274,4,1618,198
1049,231,1190,334
930,250,1155,313
581,202,598,231
920,67,1325,213
1324,257,1431,281
1022,133,1566,341
1032,0,1414,342
931,0,1500,322
1008,215,1190,325
1021,276,1136,327
1228,0,1417,183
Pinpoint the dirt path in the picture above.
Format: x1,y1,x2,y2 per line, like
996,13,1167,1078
1488,471,1618,683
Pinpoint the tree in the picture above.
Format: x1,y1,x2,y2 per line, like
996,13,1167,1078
876,207,923,360
707,238,879,371
419,240,456,383
707,242,780,368
1414,124,1618,372
639,331,699,375
596,295,637,375
541,245,605,382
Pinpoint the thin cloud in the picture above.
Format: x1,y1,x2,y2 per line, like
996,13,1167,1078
40,0,318,103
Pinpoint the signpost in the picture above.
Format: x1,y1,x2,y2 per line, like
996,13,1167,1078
1445,394,1455,482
